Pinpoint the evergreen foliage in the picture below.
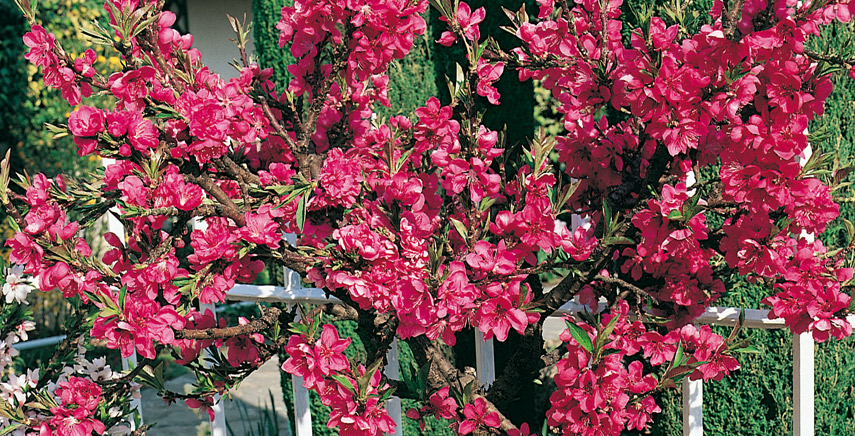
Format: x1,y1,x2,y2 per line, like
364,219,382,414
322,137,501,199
0,0,102,179
251,0,293,92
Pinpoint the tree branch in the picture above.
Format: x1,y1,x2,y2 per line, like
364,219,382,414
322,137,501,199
176,306,285,340
411,336,519,434
594,274,656,302
184,173,246,226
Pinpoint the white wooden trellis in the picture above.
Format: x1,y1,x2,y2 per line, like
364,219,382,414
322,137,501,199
12,274,848,435
103,158,144,431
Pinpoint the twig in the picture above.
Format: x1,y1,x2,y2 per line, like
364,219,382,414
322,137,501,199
722,0,746,40
594,274,657,302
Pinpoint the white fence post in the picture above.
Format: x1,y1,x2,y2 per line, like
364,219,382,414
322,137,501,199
292,374,314,436
793,332,814,436
682,378,703,436
384,339,403,436
200,302,227,436
194,216,227,436
285,292,312,436
474,330,496,387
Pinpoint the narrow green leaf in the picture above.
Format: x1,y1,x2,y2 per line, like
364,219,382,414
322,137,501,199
673,342,684,368
0,424,24,436
564,320,593,354
731,345,761,354
118,285,128,311
844,218,855,245
604,236,635,246
594,314,620,354
295,194,307,232
449,217,468,241
602,199,613,230
331,375,356,394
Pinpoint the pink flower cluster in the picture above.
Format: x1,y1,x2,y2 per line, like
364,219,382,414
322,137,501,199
23,25,91,105
13,0,855,433
38,377,106,436
8,175,101,301
548,302,738,435
282,324,396,435
516,0,853,339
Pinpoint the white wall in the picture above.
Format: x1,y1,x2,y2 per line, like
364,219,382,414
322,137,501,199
187,0,255,79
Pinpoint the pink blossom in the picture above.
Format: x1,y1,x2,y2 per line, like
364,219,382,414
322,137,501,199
459,398,500,435
476,61,504,105
68,106,105,155
23,25,56,67
437,2,486,46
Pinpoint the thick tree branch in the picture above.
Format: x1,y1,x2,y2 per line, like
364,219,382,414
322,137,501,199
176,306,285,340
411,337,519,434
184,173,246,226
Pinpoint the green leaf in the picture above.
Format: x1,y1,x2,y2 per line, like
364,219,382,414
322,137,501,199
449,217,468,241
118,285,128,311
295,194,307,232
602,199,613,231
378,386,396,402
564,320,593,354
331,375,356,394
731,345,761,354
604,236,635,246
395,147,415,173
667,210,683,221
0,424,24,436
844,218,855,245
594,314,620,356
673,342,684,368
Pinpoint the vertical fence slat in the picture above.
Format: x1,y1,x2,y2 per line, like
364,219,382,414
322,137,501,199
290,301,314,436
682,378,703,436
197,217,226,435
794,332,815,436
384,339,403,436
474,330,496,386
293,375,314,436
120,353,142,429
199,302,228,436
210,399,227,436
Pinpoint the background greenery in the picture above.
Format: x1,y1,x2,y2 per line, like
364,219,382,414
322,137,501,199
0,0,115,341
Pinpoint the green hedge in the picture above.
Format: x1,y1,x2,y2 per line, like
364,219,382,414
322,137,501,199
0,0,102,179
278,318,457,436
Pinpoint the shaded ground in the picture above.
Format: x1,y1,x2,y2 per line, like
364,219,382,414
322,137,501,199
141,357,290,436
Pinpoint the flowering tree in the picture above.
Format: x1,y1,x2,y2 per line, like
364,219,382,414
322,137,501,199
4,0,855,434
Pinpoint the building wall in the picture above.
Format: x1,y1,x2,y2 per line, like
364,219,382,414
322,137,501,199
187,0,254,79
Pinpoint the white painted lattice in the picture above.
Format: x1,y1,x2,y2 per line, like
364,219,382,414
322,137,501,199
11,272,841,436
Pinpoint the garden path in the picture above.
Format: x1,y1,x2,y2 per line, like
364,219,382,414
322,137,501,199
140,356,291,436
